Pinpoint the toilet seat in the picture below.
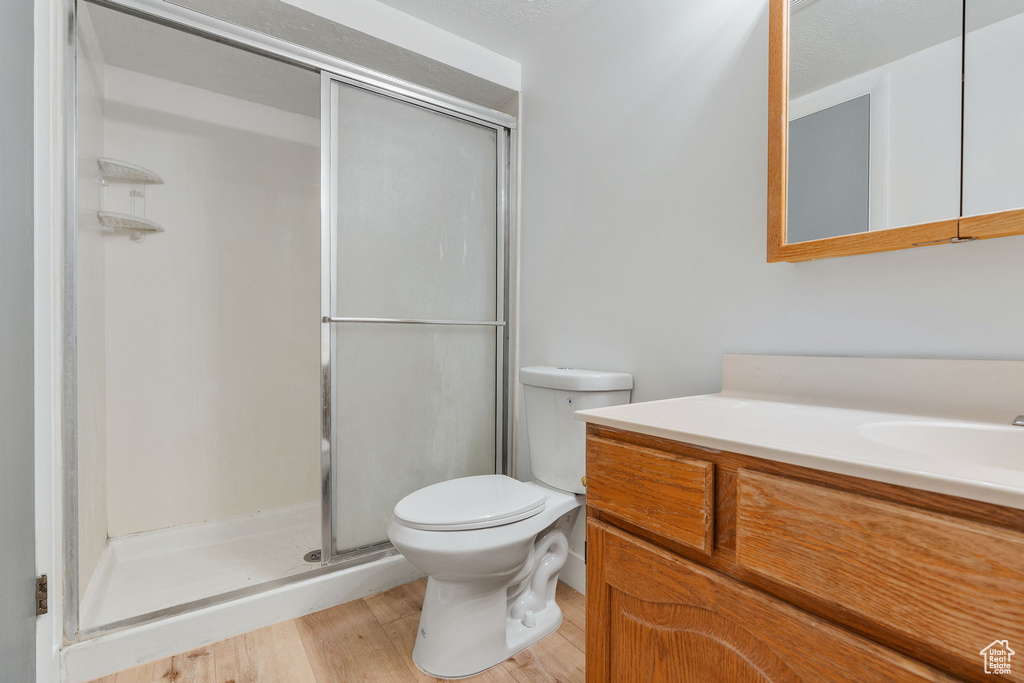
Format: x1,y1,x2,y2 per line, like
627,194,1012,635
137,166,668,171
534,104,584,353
394,475,546,531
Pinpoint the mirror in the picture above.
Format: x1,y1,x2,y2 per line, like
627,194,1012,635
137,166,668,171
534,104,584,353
962,1,1024,221
788,0,962,242
767,0,1024,261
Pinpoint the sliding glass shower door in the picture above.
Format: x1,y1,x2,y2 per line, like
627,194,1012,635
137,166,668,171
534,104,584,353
322,76,509,561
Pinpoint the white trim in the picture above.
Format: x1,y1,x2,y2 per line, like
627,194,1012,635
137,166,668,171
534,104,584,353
280,0,521,92
790,68,891,232
34,0,66,680
509,97,522,480
559,552,586,595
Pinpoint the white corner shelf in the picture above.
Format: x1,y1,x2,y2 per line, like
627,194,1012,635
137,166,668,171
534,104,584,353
97,211,165,242
97,158,164,185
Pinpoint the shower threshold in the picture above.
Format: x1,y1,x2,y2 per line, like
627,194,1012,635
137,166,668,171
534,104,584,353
79,502,320,629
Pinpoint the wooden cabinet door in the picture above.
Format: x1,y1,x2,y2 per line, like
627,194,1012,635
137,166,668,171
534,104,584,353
586,520,955,683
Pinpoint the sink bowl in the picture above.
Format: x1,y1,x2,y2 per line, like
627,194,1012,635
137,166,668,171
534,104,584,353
859,422,1024,470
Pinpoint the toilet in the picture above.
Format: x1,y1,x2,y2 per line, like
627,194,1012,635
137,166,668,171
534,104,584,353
387,366,632,679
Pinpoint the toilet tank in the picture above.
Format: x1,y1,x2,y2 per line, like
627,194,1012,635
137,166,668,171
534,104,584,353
520,366,632,494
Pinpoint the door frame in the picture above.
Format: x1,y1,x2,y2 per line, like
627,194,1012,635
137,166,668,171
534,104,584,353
34,0,71,679
55,0,518,646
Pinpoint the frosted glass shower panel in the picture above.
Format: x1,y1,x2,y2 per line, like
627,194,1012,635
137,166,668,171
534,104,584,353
327,80,503,555
332,83,498,320
331,325,497,551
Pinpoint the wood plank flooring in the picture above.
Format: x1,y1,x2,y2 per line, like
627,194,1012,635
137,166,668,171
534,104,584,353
91,580,585,683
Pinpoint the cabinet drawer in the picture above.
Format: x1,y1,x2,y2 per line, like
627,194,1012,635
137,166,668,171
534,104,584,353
589,520,955,683
736,469,1024,680
587,436,713,553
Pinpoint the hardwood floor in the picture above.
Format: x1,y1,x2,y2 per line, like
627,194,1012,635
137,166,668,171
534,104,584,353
91,580,586,683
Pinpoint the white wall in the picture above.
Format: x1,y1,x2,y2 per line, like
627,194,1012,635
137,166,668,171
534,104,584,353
75,3,109,598
882,36,962,229
791,35,962,232
963,11,1024,216
516,0,1024,467
100,67,321,536
0,0,37,677
791,13,1024,234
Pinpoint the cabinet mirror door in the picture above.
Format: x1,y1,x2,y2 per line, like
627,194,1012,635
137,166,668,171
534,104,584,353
961,2,1024,238
788,0,963,242
769,0,963,261
768,0,1024,262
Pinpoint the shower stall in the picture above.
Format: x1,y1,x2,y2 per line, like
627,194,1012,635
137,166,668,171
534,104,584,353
67,0,514,645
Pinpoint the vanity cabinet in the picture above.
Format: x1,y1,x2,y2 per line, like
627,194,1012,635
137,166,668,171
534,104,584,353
588,523,956,683
585,426,1024,682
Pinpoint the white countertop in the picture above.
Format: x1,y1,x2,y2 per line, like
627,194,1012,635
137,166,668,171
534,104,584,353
576,392,1024,511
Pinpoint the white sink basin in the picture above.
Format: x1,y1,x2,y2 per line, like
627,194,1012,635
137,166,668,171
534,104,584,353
859,422,1024,470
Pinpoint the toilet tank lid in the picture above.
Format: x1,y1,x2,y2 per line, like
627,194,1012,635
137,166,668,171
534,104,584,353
520,366,633,391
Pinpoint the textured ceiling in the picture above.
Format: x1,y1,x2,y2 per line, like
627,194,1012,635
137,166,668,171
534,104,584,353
88,3,322,117
374,0,601,60
791,0,1024,98
87,0,519,116
168,0,518,109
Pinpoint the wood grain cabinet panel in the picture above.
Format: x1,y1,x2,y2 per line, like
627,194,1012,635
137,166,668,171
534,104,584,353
586,436,714,553
736,469,1024,680
587,520,955,683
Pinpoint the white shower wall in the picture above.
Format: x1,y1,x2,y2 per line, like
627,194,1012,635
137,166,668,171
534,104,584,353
100,66,322,537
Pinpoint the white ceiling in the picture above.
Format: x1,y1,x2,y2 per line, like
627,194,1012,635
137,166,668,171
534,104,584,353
374,0,602,60
791,0,1024,98
85,0,1024,114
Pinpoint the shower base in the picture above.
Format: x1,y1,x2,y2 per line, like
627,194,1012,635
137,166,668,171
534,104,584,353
79,502,320,629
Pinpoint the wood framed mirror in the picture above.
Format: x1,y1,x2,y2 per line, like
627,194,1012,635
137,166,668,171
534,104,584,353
767,0,1024,262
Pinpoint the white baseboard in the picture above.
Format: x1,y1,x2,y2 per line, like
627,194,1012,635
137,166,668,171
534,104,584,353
559,549,586,595
63,554,423,683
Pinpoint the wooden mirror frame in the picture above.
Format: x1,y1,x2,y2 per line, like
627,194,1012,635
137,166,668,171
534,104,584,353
767,0,1024,263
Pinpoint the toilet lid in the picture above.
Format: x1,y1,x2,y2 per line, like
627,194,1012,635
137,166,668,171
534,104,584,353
394,475,547,531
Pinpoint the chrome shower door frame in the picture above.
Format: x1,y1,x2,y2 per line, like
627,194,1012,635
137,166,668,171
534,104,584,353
63,0,517,643
319,72,514,564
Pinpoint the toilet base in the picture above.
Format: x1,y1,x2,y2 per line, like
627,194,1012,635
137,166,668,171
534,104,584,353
410,523,573,679
411,576,565,680
388,485,582,680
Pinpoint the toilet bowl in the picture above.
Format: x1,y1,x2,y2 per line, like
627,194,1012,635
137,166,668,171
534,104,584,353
388,476,581,678
387,367,632,679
